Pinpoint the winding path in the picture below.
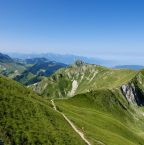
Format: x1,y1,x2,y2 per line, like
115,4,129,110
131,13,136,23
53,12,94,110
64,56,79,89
51,99,92,145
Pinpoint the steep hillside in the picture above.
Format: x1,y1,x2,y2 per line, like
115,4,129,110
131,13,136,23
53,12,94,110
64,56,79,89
32,61,137,98
55,89,144,145
0,76,85,145
14,59,67,85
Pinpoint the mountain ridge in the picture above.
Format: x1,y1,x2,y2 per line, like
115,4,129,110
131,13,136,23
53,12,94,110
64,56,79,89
32,61,137,98
7,52,114,66
114,65,144,70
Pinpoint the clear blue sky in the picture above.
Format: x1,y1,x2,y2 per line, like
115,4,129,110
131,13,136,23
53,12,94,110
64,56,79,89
0,0,144,64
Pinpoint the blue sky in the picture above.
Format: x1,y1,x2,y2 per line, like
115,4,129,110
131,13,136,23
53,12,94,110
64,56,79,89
0,0,144,64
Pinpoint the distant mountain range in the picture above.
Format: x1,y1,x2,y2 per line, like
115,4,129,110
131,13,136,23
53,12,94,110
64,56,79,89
7,52,114,66
114,65,144,70
0,53,67,84
7,52,144,70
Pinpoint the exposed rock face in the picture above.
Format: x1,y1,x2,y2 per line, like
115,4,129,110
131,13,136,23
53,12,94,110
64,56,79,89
121,84,137,104
121,83,144,106
68,80,78,97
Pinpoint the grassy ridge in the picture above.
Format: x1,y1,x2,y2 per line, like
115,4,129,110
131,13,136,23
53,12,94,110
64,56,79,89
33,63,137,98
0,76,85,145
31,63,144,145
56,89,144,145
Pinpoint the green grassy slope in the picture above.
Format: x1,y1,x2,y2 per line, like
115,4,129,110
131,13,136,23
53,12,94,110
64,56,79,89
31,62,144,145
55,89,144,145
32,62,137,98
0,76,85,145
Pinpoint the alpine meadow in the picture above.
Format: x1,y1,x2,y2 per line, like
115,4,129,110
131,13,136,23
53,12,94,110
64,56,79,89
0,0,144,145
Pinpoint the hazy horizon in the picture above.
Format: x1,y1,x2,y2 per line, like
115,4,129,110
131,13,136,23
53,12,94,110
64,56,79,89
0,0,144,65
0,51,143,66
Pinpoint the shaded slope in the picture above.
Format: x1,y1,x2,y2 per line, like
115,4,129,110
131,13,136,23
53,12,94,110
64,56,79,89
14,60,67,85
0,76,85,145
0,53,26,78
121,70,144,106
0,53,13,63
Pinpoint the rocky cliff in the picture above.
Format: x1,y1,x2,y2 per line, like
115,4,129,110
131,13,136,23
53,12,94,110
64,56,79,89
121,71,144,106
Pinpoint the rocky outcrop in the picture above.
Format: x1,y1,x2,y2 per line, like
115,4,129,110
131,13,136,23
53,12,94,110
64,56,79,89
121,84,137,104
121,83,144,106
68,80,78,97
